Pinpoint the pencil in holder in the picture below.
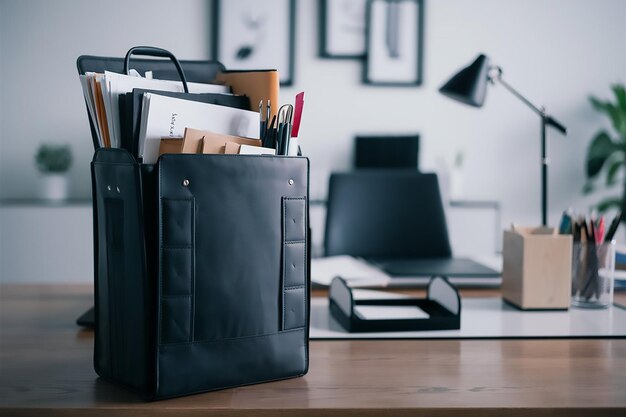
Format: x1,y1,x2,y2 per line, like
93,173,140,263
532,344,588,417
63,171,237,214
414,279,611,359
571,241,615,309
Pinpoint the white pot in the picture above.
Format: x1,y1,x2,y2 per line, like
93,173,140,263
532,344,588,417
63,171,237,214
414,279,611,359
40,174,69,201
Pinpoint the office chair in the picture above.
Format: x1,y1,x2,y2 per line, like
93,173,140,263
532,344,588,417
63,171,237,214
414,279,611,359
324,171,452,259
354,135,419,169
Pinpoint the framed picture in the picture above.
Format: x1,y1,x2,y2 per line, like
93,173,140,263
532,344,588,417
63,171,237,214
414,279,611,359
211,0,296,86
363,0,424,86
319,0,368,58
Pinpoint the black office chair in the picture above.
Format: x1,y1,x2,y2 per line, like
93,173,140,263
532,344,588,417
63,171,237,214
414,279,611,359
324,171,452,259
354,135,419,169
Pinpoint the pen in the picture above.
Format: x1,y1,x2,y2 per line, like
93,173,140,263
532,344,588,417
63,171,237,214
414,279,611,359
573,221,581,242
580,218,590,243
259,100,266,139
558,211,572,235
264,115,276,148
595,216,605,244
604,211,622,242
589,219,596,244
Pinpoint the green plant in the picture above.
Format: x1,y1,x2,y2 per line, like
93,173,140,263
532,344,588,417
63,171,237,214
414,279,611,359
584,84,626,213
35,144,73,173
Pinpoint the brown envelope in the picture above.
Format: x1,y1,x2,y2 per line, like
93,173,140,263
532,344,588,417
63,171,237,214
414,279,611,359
183,128,261,154
158,137,183,156
181,127,205,154
224,142,241,154
215,70,280,121
92,76,111,148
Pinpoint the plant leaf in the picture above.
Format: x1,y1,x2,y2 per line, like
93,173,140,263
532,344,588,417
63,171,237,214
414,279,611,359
606,157,624,186
613,84,626,116
597,197,623,213
582,181,595,195
586,131,619,177
590,94,626,137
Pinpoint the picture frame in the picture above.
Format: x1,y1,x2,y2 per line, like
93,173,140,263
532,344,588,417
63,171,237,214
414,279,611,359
211,0,296,86
363,0,424,86
319,0,368,59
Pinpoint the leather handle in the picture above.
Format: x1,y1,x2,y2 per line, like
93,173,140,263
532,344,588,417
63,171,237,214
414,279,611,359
123,46,189,93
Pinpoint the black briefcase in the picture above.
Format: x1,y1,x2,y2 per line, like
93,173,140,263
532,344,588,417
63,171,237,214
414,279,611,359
91,149,310,400
84,48,310,400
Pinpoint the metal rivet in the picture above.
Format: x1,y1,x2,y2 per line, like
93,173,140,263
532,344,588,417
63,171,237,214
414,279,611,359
182,179,190,187
116,186,121,193
107,185,111,191
288,179,294,185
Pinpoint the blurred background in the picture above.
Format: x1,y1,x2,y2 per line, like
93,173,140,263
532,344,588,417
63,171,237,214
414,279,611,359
1,0,625,282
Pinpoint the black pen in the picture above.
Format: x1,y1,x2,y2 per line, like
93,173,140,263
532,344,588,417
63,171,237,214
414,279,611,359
581,219,591,243
604,211,622,242
259,100,266,139
264,115,276,148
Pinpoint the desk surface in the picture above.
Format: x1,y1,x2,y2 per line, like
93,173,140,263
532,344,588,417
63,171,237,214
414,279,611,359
2,284,626,417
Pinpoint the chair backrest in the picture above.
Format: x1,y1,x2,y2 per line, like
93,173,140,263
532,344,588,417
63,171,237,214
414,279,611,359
354,135,419,169
324,171,452,259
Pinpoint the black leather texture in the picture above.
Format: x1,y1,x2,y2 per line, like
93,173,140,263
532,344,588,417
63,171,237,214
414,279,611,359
91,148,310,400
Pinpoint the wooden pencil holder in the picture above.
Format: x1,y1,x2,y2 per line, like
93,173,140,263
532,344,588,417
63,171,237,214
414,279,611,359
502,226,572,310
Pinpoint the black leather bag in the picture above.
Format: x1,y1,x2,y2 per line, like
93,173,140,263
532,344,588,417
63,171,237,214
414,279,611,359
85,48,310,400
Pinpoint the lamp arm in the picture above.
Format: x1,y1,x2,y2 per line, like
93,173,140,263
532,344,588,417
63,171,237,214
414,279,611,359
491,67,567,135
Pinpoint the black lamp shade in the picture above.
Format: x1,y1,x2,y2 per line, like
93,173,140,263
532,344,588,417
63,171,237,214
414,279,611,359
439,54,491,107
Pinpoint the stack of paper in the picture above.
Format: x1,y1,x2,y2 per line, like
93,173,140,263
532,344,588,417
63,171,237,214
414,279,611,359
78,70,230,150
138,94,260,163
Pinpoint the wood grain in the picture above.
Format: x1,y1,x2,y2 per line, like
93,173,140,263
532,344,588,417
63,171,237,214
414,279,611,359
1,284,626,417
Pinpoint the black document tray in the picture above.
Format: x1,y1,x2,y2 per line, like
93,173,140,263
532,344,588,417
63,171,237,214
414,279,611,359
329,276,461,333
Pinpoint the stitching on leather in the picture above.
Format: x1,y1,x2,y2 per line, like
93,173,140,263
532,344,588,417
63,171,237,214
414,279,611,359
282,197,307,331
282,197,286,331
284,285,305,290
159,177,195,344
190,199,195,343
158,166,163,346
159,327,305,347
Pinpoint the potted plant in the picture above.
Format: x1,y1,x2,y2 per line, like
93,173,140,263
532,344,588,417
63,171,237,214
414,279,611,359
584,84,626,214
35,144,73,201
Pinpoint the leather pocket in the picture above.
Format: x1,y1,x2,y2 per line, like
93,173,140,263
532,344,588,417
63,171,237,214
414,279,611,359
281,197,307,331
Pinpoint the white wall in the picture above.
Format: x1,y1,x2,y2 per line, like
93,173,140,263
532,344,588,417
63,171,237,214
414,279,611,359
1,0,625,227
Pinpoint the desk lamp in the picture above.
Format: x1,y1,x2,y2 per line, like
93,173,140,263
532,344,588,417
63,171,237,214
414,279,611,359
439,54,567,226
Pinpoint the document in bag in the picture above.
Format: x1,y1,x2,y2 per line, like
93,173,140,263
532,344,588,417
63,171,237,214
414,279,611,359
119,89,250,157
138,94,260,163
79,71,230,149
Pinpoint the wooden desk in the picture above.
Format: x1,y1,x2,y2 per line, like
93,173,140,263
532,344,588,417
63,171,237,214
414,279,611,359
1,284,626,417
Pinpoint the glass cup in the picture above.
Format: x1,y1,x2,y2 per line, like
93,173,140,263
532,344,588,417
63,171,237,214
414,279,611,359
571,240,615,309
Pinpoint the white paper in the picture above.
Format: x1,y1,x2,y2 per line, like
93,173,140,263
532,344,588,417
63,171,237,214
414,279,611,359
311,255,391,286
239,144,275,155
351,289,412,300
138,93,260,164
102,71,230,149
354,305,430,320
79,75,101,146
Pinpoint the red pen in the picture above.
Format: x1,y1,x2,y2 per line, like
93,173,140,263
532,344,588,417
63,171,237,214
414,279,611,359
596,216,605,244
291,92,305,138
